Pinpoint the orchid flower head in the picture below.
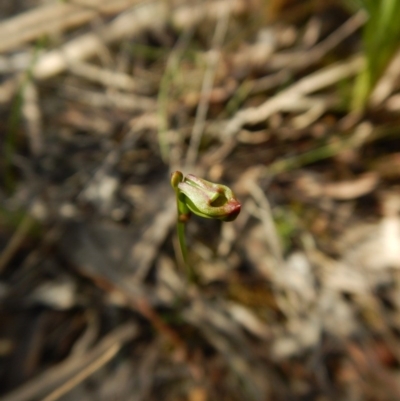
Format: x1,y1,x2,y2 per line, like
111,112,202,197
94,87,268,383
171,172,241,222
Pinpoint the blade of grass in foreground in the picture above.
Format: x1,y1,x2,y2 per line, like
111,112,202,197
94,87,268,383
352,0,400,110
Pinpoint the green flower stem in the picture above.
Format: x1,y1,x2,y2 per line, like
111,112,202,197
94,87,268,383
176,190,189,263
177,219,187,263
176,191,196,281
171,171,192,278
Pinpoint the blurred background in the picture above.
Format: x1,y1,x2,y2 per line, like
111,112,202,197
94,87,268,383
1,0,400,400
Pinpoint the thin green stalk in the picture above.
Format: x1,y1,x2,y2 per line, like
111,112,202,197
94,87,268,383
175,190,189,263
177,218,196,282
176,220,187,264
351,0,400,110
171,172,192,280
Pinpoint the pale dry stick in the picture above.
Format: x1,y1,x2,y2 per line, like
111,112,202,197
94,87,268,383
0,0,143,53
68,61,150,94
185,5,231,168
301,17,322,48
22,81,43,156
61,85,156,111
225,55,364,137
370,48,400,106
269,95,337,115
2,323,138,401
290,95,338,129
41,344,120,401
321,172,379,200
172,0,246,31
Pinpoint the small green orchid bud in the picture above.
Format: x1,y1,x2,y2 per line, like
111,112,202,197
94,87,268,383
177,173,241,222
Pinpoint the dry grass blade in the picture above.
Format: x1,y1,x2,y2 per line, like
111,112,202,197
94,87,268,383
0,0,144,53
2,323,138,401
41,344,120,401
225,55,364,137
68,61,151,94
